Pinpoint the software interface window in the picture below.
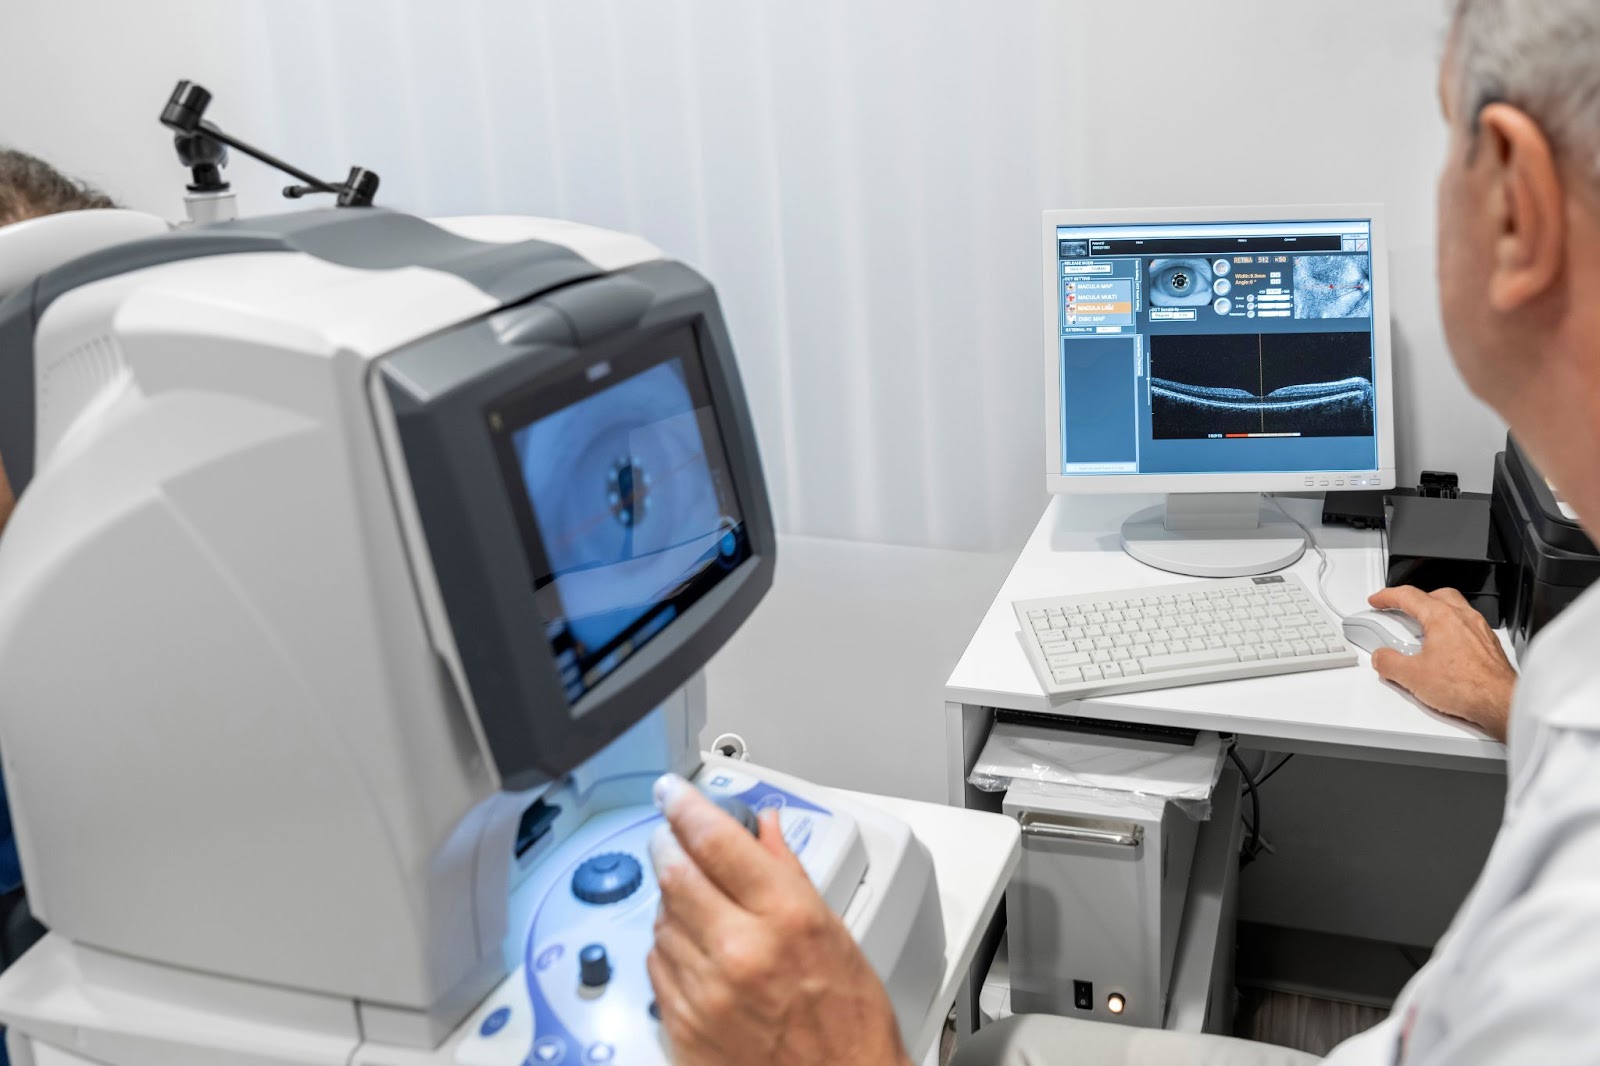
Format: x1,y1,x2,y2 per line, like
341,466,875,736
1057,219,1381,480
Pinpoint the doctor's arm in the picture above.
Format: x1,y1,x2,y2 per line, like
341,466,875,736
646,774,912,1066
1366,585,1517,743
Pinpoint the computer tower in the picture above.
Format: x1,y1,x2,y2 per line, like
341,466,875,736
1003,780,1200,1029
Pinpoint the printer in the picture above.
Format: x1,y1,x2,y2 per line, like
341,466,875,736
0,209,944,1065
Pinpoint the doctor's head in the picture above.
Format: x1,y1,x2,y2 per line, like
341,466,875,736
0,149,116,536
1436,1,1600,468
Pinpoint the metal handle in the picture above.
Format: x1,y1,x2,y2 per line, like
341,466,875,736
1017,812,1143,848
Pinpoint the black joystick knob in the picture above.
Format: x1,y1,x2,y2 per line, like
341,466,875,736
571,852,643,905
579,944,611,989
713,796,761,837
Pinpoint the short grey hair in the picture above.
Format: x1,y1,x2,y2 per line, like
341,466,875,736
1449,0,1600,179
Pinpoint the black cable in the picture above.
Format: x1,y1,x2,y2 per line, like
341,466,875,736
1227,747,1261,866
1255,753,1296,788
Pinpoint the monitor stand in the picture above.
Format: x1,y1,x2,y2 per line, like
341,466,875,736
1120,493,1306,578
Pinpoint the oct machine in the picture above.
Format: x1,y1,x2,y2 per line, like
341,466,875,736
0,209,944,1064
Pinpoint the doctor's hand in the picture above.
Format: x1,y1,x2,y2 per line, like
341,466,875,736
1366,585,1517,743
647,774,911,1066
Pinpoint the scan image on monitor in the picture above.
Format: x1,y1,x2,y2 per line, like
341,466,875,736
502,326,750,705
1050,215,1385,483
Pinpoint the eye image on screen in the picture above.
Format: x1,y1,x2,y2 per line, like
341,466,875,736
1149,331,1375,439
1148,258,1215,308
1294,255,1373,319
510,347,747,701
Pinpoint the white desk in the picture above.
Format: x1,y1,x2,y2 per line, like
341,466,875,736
945,494,1506,802
834,790,1020,1064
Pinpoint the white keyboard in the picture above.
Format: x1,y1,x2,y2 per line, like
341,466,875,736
1014,574,1357,700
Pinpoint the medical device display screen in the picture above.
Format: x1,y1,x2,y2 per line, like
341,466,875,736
1055,219,1381,482
497,325,751,707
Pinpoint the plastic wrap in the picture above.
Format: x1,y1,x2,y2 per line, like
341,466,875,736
968,720,1225,820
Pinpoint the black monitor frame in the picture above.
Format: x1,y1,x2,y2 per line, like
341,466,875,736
381,261,776,790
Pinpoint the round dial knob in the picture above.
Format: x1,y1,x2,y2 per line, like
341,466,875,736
571,852,643,905
579,943,611,988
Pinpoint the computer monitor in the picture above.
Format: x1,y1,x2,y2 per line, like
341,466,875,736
1042,205,1395,576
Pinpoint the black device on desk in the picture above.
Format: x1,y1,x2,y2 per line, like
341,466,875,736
1491,435,1600,656
1384,493,1505,626
1323,478,1506,626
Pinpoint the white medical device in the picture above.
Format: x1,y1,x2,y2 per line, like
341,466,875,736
0,208,944,1065
1042,205,1396,577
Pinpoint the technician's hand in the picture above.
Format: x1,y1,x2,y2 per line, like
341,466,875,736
647,774,911,1066
1366,585,1517,742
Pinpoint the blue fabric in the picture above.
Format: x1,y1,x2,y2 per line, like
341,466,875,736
0,767,19,896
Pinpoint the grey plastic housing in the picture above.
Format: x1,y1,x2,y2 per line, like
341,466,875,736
0,208,601,493
380,260,777,789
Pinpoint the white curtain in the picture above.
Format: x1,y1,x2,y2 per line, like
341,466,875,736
3,0,1492,551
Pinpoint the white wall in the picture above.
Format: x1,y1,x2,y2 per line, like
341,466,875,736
0,0,1504,554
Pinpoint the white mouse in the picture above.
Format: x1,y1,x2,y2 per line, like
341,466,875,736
1342,608,1425,656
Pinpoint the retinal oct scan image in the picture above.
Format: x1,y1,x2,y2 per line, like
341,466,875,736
1149,331,1375,439
1293,255,1373,319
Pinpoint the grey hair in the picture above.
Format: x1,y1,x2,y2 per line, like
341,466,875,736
1448,0,1600,179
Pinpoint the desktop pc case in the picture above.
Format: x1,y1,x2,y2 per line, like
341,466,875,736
1002,780,1199,1029
1491,436,1600,658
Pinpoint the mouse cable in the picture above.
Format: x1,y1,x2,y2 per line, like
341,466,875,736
1268,495,1353,620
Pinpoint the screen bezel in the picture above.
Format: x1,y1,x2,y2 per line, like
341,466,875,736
1041,203,1396,495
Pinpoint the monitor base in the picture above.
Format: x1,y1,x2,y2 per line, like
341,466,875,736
1121,495,1306,578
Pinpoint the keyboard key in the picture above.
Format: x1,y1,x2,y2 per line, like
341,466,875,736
1051,668,1081,684
1273,642,1296,658
1084,625,1105,637
1080,664,1104,681
1149,642,1170,656
1090,650,1112,664
1064,652,1092,666
1141,649,1239,672
1103,622,1123,635
1203,636,1225,650
1028,609,1048,619
1093,637,1114,650
1111,648,1131,661
1104,609,1125,622
1291,641,1312,656
1111,633,1133,647
1238,645,1259,661
1131,644,1150,660
1067,627,1087,641
1254,643,1277,659
1101,663,1124,679
1121,659,1143,675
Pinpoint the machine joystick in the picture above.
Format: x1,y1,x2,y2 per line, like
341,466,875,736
712,796,761,837
571,852,644,905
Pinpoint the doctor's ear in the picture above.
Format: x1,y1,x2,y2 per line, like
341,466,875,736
1476,102,1566,314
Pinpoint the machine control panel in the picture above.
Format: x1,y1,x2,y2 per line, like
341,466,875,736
453,761,866,1066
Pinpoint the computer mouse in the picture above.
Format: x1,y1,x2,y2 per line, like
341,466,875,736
1342,609,1425,656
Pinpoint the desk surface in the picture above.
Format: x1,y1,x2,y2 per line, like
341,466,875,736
945,495,1505,765
836,789,1019,1062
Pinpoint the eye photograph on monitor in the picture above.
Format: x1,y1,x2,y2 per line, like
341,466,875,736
1043,208,1394,495
491,325,753,708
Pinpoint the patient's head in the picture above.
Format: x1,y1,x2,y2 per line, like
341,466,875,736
0,148,115,228
0,149,119,535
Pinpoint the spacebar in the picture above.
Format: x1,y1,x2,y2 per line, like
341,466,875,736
1139,649,1240,672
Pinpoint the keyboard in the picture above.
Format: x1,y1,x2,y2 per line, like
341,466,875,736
1014,574,1357,700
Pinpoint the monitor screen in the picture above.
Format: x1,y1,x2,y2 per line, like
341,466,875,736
1054,218,1381,483
496,325,752,708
